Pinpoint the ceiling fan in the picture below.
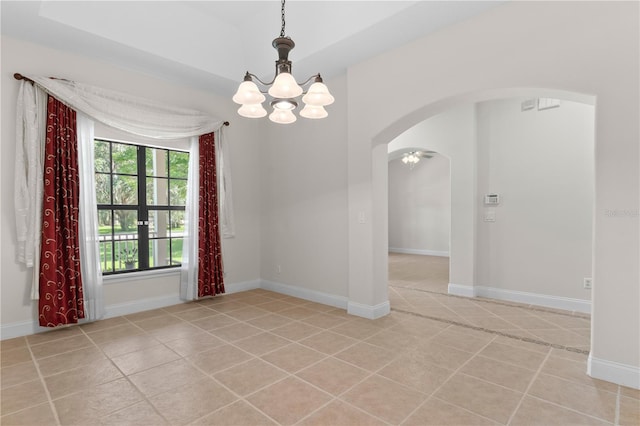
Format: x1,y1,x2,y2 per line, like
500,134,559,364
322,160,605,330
413,150,436,159
401,150,436,169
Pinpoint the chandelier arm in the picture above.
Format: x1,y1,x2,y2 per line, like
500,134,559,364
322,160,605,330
246,72,276,88
296,74,322,88
247,72,323,94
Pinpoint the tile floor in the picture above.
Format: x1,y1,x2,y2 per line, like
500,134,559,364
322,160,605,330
1,256,638,425
388,253,592,351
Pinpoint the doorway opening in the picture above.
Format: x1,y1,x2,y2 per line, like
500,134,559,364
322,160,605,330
388,149,450,295
382,95,595,353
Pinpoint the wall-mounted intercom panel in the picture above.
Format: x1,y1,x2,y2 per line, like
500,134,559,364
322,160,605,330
484,194,500,205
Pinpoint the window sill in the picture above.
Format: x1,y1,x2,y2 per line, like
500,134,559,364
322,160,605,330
103,267,181,285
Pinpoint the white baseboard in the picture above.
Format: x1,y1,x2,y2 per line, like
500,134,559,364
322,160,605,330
104,294,183,319
225,279,262,294
0,279,263,340
106,279,261,318
104,280,260,319
389,247,449,257
447,284,591,314
0,293,186,340
588,354,640,389
1,279,391,340
448,283,476,298
260,279,348,309
347,300,391,319
260,279,392,320
0,320,41,340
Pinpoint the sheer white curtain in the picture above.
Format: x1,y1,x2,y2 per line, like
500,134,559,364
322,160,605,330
77,114,104,321
180,136,200,301
16,83,104,318
15,81,47,299
16,75,231,313
27,75,223,139
181,130,234,301
216,127,235,238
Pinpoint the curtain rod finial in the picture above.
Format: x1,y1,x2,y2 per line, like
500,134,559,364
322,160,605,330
14,73,35,84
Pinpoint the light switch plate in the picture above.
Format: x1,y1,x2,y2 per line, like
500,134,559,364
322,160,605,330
484,211,496,222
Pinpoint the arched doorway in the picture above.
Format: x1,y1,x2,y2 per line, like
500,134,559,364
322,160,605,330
343,1,637,388
368,90,595,351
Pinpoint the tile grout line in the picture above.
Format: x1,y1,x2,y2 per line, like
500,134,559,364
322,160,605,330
390,283,590,319
111,304,281,425
430,291,470,322
523,308,591,342
391,307,589,355
317,347,401,425
614,385,621,425
172,299,324,423
186,371,284,426
76,324,173,425
501,348,619,425
506,346,552,425
524,394,618,425
397,334,501,425
25,337,62,426
196,332,349,424
289,317,414,425
175,300,357,425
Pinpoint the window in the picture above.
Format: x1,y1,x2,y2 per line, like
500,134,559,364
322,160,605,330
95,139,189,274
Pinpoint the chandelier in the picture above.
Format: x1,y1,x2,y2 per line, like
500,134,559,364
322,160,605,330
402,152,421,169
232,0,334,124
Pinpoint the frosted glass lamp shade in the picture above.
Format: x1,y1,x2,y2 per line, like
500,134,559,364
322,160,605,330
302,82,334,106
299,104,328,119
238,103,267,118
268,72,303,99
269,108,297,124
232,81,265,105
272,99,297,111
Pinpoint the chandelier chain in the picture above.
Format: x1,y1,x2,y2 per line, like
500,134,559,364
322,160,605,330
280,0,286,37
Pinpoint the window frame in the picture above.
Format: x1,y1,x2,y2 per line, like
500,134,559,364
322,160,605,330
95,138,189,275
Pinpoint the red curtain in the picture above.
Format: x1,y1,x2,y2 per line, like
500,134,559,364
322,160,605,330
38,96,85,326
198,132,225,297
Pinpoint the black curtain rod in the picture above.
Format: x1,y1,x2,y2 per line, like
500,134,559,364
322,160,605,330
14,73,229,127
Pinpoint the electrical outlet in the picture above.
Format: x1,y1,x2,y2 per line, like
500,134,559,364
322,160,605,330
583,278,592,289
276,265,281,274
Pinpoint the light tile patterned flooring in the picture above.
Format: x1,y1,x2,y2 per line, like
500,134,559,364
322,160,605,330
388,253,592,352
0,256,638,425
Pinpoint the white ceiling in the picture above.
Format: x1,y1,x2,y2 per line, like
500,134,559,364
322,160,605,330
1,1,505,96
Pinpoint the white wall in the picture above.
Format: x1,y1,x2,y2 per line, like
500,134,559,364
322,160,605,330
1,36,263,334
476,98,594,301
347,1,638,387
388,98,594,304
259,74,349,299
388,154,451,256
